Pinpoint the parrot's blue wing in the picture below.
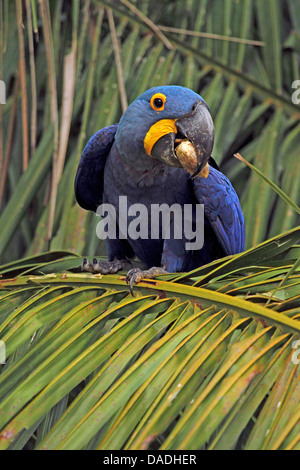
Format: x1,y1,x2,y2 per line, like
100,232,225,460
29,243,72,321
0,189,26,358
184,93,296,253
75,124,118,212
193,166,245,255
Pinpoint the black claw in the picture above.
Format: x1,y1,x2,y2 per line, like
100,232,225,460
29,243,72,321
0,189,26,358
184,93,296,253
126,268,142,295
129,277,135,296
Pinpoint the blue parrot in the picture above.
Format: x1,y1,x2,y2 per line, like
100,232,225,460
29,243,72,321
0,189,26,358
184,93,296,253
75,86,245,290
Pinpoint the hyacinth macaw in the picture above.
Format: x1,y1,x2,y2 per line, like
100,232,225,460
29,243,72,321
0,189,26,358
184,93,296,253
75,86,245,290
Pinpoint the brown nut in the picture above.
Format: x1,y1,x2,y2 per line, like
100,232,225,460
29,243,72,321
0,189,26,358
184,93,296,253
176,140,210,178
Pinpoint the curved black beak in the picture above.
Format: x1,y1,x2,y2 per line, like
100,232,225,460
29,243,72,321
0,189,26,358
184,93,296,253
176,101,214,177
151,101,214,175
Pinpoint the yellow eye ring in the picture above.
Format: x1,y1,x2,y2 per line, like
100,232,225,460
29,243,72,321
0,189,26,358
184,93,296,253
150,93,166,111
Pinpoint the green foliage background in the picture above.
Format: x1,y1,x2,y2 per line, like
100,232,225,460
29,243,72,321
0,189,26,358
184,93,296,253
0,0,299,263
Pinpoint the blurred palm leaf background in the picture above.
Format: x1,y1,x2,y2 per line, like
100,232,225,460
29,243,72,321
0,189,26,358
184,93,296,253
0,0,300,450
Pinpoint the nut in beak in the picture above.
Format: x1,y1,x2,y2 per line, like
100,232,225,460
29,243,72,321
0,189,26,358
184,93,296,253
175,140,210,178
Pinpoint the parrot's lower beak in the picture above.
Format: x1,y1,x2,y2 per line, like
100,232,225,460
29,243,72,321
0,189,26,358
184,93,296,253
150,101,214,176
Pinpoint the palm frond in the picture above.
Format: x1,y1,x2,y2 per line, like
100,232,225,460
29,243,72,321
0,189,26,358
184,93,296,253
1,0,300,261
0,227,299,450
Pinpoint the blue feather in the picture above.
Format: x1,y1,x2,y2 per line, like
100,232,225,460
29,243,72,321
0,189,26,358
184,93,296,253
75,124,118,212
193,166,245,255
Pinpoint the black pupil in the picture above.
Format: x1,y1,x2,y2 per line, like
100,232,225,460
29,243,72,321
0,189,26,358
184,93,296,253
153,98,163,108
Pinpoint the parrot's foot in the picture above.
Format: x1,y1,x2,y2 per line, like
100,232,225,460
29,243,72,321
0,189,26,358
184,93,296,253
81,258,125,274
126,267,168,295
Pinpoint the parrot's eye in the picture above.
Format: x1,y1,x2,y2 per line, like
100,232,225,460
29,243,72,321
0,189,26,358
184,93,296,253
154,98,163,108
150,93,166,111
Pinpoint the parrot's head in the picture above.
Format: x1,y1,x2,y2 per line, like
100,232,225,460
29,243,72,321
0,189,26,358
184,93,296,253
115,85,214,177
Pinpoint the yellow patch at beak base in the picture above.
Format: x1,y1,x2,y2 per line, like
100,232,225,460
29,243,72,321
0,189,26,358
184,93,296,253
144,119,177,156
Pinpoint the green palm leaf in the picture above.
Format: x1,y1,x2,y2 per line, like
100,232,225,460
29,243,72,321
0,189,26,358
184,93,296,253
1,0,300,451
0,227,299,450
1,0,300,261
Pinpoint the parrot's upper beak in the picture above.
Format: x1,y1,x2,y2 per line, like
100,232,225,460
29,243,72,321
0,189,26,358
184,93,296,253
149,101,214,177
